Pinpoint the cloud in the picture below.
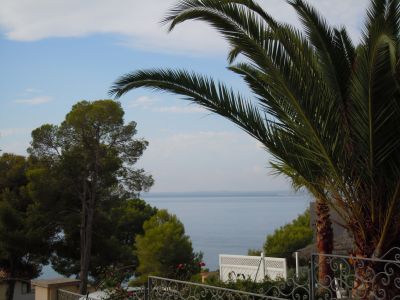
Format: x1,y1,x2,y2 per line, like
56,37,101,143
167,131,238,144
154,105,206,114
137,130,289,192
0,0,226,55
0,0,369,55
128,95,157,109
146,131,239,158
0,128,31,138
258,0,368,41
25,87,41,93
128,95,206,114
14,96,52,105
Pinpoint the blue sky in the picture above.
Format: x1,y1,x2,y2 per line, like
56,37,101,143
0,0,368,192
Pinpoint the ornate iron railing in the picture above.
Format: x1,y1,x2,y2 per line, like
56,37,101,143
57,287,147,300
57,289,98,300
124,287,147,300
148,247,400,300
311,247,400,299
57,248,400,299
148,276,290,300
57,289,84,300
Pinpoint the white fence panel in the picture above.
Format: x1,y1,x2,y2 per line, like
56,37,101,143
219,254,287,282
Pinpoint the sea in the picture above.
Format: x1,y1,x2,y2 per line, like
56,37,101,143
40,191,311,278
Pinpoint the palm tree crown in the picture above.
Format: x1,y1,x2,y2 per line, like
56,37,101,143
110,0,400,258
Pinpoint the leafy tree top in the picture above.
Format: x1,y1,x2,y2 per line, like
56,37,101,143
0,153,51,280
264,210,313,263
135,209,201,283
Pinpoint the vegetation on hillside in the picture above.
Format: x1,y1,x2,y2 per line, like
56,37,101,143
0,154,52,300
264,210,312,265
134,209,202,284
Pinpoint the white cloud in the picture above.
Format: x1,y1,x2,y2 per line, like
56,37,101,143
128,95,157,109
154,105,206,114
0,0,369,55
0,128,31,138
25,87,41,93
0,0,226,55
128,95,206,114
258,0,368,41
14,96,52,105
142,131,240,160
137,130,289,192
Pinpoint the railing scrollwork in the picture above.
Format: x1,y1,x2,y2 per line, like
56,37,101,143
57,247,400,300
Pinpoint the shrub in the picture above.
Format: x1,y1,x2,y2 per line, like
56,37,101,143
133,209,202,284
264,210,313,265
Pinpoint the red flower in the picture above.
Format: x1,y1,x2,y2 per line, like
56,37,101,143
199,262,206,267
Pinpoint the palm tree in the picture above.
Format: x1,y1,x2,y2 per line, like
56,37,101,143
111,0,400,295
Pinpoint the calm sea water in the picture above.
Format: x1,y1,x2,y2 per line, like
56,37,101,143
40,192,310,278
143,192,310,271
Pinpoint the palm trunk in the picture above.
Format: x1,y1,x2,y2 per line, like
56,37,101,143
315,199,333,288
351,238,398,299
6,261,15,300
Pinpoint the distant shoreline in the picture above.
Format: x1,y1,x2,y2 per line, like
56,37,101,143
141,190,307,198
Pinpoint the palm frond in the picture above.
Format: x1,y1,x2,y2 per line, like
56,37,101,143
363,0,389,41
288,0,355,103
386,0,400,40
350,20,399,180
110,0,400,255
110,69,269,144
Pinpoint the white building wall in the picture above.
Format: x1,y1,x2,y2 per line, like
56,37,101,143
219,254,287,282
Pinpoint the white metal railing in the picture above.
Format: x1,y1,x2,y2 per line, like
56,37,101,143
57,289,84,300
148,276,283,299
219,254,287,282
57,289,98,300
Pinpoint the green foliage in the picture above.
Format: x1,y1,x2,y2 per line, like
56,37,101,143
49,198,157,280
0,154,52,300
264,210,312,264
134,209,202,284
191,276,309,300
247,249,262,256
28,100,154,292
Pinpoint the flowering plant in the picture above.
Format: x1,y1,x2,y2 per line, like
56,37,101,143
199,262,206,273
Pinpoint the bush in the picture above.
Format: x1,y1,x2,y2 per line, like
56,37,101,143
199,276,309,299
263,210,313,265
247,249,262,256
133,209,202,284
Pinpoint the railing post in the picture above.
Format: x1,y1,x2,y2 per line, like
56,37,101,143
146,277,152,300
295,251,299,279
261,251,265,280
309,255,315,300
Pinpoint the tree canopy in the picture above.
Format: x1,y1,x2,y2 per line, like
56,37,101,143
49,198,157,280
28,100,154,293
264,210,313,264
0,153,52,300
134,209,202,283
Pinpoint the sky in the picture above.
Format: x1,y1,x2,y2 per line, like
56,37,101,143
0,0,369,193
